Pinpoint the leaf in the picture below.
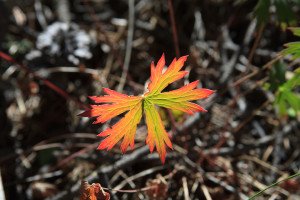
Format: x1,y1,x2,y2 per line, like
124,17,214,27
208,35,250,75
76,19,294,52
271,68,300,118
287,27,300,37
80,181,110,200
277,92,287,118
80,181,97,200
274,0,297,30
144,99,173,163
282,70,300,90
285,91,300,112
97,100,143,153
79,88,142,124
280,42,300,60
268,61,286,92
94,183,110,200
253,0,298,29
148,80,214,114
280,28,300,60
254,0,270,27
146,175,168,199
291,0,300,6
79,88,143,153
144,55,214,163
145,54,188,96
79,54,215,163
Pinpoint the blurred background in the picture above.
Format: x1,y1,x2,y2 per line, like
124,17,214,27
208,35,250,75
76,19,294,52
1,0,300,199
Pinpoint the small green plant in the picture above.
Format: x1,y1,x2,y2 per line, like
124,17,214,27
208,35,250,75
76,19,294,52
263,28,300,118
254,0,299,29
254,27,300,199
265,62,300,118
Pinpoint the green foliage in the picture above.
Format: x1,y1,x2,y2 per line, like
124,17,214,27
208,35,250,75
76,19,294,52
274,0,297,30
288,27,300,36
291,0,300,6
280,28,300,60
254,0,299,29
4,36,32,55
267,61,286,92
268,27,300,118
268,63,300,118
280,42,300,60
234,0,247,3
254,0,270,27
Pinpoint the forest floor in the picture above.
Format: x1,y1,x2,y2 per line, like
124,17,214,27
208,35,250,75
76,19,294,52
1,0,300,200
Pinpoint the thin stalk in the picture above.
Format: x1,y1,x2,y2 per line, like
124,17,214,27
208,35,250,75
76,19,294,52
168,0,180,58
117,0,135,93
248,172,300,200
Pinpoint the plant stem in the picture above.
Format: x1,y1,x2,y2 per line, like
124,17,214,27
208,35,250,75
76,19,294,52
248,172,300,200
168,0,180,58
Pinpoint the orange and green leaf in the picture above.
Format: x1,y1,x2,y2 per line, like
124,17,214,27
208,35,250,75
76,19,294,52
147,80,215,114
145,54,188,96
79,54,215,163
79,88,142,124
79,88,143,153
144,99,173,163
98,100,142,153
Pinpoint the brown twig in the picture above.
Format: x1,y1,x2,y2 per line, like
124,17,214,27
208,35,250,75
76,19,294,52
203,55,281,107
168,0,180,58
0,133,97,163
211,24,265,156
49,142,99,172
0,51,89,110
233,98,272,134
